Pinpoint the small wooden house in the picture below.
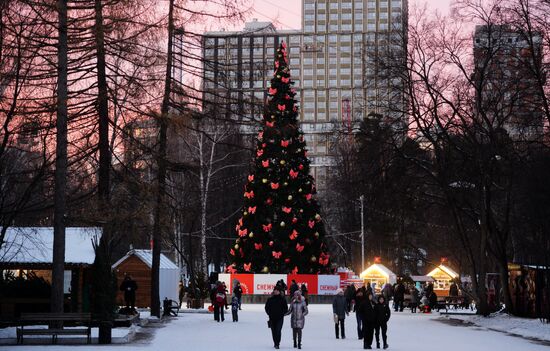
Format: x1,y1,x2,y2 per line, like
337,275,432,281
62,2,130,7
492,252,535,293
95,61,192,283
0,227,102,319
112,250,179,308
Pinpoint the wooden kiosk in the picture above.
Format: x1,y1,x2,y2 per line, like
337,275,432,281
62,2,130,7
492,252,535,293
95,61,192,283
359,263,397,293
426,264,459,296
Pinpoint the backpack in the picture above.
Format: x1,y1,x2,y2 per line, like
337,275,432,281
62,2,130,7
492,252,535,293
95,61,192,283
216,292,225,304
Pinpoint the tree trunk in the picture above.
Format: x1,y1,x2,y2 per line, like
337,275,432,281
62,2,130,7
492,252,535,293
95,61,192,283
151,0,174,318
51,0,69,314
498,254,514,315
93,2,114,339
94,0,110,200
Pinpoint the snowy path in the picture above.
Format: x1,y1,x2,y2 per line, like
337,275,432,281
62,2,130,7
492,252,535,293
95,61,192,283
2,304,548,350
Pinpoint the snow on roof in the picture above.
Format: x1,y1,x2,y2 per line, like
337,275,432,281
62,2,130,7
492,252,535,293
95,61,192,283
360,263,397,279
112,249,178,270
427,264,459,279
0,227,101,265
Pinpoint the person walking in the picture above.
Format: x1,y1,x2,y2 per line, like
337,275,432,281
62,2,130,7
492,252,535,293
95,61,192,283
231,296,239,322
410,285,419,313
300,284,309,306
332,288,348,339
381,283,393,304
290,280,300,296
361,291,376,349
393,281,405,312
344,284,356,312
120,274,138,312
374,295,391,349
354,285,367,339
265,288,288,349
285,290,308,349
449,281,459,297
213,282,228,322
233,281,243,310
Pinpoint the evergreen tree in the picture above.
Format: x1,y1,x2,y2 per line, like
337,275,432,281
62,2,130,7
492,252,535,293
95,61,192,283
227,42,330,274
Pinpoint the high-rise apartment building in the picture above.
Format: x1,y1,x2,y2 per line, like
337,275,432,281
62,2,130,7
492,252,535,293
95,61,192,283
473,24,544,141
202,0,408,189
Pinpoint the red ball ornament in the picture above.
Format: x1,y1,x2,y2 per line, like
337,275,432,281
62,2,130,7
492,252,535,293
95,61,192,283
292,217,298,224
284,258,291,263
269,241,274,247
298,164,304,170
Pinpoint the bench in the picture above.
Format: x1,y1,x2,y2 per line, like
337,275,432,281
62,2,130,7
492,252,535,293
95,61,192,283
434,297,469,312
17,313,92,344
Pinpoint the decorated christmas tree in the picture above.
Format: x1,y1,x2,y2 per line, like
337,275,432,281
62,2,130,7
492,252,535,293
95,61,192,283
227,42,330,274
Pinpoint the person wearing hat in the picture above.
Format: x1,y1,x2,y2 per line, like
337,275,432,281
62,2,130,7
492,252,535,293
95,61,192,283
265,288,289,349
333,288,349,339
285,290,308,349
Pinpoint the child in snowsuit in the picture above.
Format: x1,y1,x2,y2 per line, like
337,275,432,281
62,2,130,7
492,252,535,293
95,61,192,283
231,296,239,322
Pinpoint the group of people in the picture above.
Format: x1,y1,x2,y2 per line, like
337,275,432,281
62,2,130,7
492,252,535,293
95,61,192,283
342,285,391,349
263,282,391,350
209,281,243,322
265,287,308,349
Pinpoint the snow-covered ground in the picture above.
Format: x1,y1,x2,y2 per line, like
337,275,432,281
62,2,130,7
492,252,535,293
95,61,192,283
1,304,548,350
444,312,550,343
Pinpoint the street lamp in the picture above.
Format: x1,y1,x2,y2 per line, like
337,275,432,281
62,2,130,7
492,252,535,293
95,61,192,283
360,195,365,273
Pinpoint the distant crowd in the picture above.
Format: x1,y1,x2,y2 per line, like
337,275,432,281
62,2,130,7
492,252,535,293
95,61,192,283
205,278,468,350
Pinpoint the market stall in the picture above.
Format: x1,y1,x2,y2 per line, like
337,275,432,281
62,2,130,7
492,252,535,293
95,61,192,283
359,263,397,292
426,264,459,295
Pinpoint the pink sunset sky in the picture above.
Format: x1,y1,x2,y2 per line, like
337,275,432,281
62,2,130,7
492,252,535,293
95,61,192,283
244,0,453,30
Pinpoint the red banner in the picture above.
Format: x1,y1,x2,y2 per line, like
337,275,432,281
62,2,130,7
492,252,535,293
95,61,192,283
232,274,254,295
287,274,319,295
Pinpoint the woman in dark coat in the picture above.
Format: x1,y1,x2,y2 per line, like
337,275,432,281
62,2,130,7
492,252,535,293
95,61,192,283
265,288,288,349
300,284,309,305
354,286,367,339
374,295,391,349
361,291,376,349
332,288,348,339
233,281,243,310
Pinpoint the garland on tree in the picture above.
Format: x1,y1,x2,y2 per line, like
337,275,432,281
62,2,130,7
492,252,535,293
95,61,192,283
227,42,330,274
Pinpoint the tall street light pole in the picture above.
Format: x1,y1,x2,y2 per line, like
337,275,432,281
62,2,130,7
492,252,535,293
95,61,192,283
360,195,365,273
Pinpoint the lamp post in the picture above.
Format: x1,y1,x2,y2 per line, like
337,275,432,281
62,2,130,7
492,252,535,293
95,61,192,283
360,195,365,273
